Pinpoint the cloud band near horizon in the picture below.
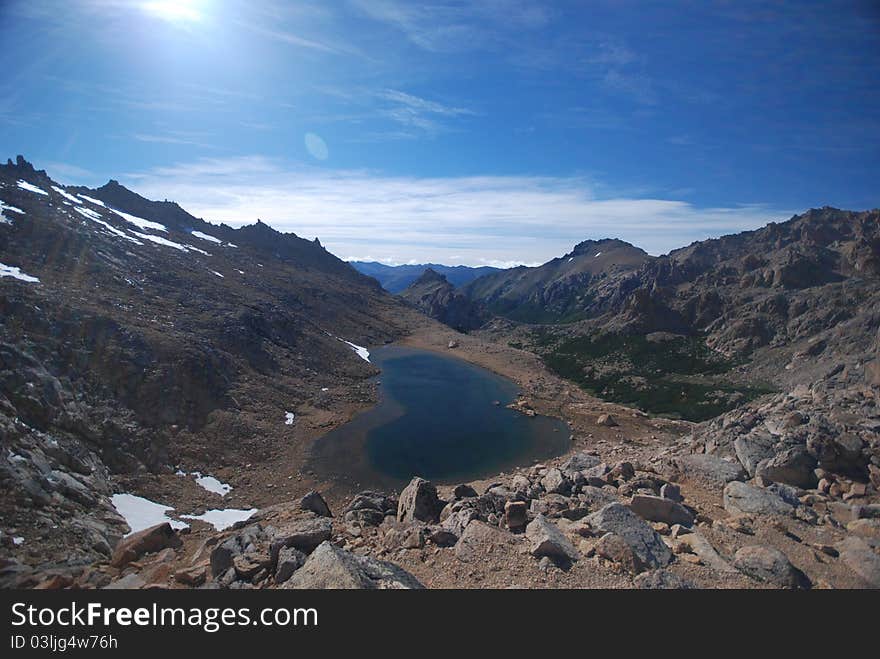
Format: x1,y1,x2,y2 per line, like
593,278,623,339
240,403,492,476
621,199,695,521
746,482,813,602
101,155,795,268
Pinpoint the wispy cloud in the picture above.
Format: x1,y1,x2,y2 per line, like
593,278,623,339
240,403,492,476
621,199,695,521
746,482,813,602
120,155,794,265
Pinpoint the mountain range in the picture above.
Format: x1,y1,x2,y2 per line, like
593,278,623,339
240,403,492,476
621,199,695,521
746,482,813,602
350,261,502,293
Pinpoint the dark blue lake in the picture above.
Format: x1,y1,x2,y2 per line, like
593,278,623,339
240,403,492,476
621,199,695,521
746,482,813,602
308,345,570,490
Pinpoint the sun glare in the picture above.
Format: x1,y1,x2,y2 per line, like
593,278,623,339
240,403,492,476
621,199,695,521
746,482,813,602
141,1,203,24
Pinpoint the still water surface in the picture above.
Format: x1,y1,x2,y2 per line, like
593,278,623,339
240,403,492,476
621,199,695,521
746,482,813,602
308,345,570,490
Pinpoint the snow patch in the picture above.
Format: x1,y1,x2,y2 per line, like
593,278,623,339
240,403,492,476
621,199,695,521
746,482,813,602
1,202,24,224
0,263,40,283
211,270,224,278
131,231,188,251
194,475,232,497
341,339,370,363
568,257,574,262
285,412,295,425
13,537,24,546
77,194,106,207
16,180,48,196
73,206,102,221
181,509,257,531
76,208,143,244
594,252,602,257
190,230,222,244
50,186,80,203
109,208,168,232
185,244,211,256
110,493,189,536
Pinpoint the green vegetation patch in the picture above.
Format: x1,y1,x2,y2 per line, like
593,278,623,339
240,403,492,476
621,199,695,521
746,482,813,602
542,333,772,422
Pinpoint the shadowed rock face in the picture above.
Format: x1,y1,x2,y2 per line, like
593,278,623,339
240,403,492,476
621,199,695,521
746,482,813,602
398,268,489,332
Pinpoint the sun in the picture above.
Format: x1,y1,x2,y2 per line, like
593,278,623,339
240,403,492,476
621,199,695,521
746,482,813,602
141,1,204,24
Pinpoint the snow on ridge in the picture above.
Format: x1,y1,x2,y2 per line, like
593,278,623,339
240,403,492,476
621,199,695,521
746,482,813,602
210,270,224,278
191,230,222,244
110,493,189,536
109,207,168,233
131,231,188,251
0,263,40,283
51,185,80,203
73,205,102,221
181,509,257,531
77,194,106,207
16,180,48,196
194,474,232,497
186,244,211,256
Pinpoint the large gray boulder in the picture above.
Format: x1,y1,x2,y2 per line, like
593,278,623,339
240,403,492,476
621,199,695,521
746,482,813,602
454,520,510,563
586,503,672,570
283,542,424,589
837,536,880,588
629,495,694,526
540,468,571,495
723,481,794,516
733,545,810,589
270,517,332,557
397,477,443,524
672,454,745,485
734,433,776,477
755,447,817,488
525,515,579,563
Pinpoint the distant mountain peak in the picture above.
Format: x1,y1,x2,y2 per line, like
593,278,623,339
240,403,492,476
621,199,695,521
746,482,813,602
414,267,448,286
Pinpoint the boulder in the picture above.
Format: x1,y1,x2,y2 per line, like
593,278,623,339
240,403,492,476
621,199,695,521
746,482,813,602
723,481,794,517
660,483,683,502
586,503,672,571
274,547,307,584
837,536,880,588
560,452,602,476
595,533,640,573
452,484,478,499
633,569,695,589
110,523,182,568
299,491,332,517
504,500,528,530
283,542,424,589
540,468,570,495
270,517,332,557
672,454,745,485
733,546,810,589
734,433,775,477
597,413,618,427
442,507,482,537
210,524,267,578
525,515,579,563
397,477,443,524
629,494,694,526
755,447,817,488
454,521,510,563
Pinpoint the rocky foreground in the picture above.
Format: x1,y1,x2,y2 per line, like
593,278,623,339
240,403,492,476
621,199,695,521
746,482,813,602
4,368,877,589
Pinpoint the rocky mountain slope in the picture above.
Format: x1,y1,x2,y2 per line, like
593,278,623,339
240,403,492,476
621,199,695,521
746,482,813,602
351,261,501,293
461,238,651,324
398,269,489,332
0,155,427,571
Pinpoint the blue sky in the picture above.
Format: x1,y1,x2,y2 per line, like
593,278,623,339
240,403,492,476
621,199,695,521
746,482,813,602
2,1,878,266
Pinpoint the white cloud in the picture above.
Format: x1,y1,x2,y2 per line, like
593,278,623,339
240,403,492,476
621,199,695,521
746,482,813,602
122,155,794,266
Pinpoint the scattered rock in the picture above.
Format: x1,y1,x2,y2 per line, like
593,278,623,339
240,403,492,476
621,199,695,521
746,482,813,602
733,546,810,589
586,503,672,571
110,523,182,568
723,481,794,517
397,477,444,524
283,542,424,589
299,491,332,517
525,515,579,564
629,494,694,526
597,413,618,427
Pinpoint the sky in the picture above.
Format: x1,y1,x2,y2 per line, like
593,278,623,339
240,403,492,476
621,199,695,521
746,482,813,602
1,0,878,267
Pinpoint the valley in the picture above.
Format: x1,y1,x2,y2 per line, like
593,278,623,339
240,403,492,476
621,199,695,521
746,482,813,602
1,156,878,590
